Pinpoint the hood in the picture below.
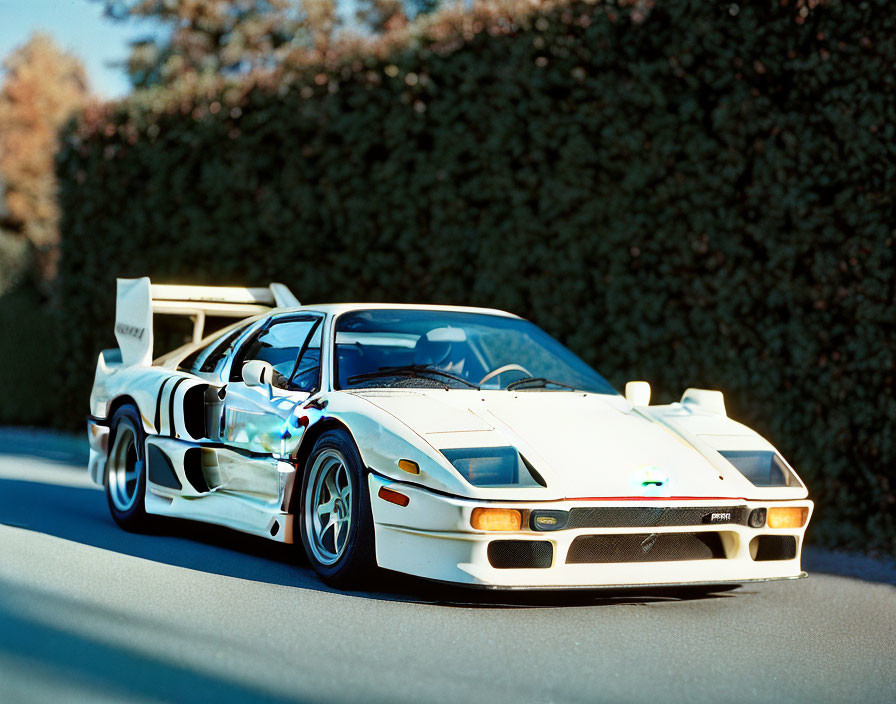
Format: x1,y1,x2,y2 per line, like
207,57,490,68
353,389,754,499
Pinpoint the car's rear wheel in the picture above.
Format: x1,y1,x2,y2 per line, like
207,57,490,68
299,430,376,587
105,405,151,531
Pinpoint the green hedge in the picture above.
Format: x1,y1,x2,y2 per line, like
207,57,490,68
55,0,895,553
0,284,59,426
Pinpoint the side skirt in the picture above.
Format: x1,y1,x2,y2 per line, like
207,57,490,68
144,435,296,544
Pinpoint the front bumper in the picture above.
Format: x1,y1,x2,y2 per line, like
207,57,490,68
369,474,814,588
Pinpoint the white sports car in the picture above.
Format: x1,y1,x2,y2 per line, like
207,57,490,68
87,278,813,589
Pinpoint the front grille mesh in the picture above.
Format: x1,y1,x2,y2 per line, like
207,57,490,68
566,532,726,563
567,506,748,529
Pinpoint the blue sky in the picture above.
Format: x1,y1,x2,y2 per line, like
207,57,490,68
0,0,151,97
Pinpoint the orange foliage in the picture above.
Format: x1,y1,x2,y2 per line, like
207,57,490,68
0,33,90,281
100,0,338,87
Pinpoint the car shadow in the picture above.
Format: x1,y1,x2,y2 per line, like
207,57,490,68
0,472,743,608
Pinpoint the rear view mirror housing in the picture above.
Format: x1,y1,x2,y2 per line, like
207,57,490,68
242,359,275,389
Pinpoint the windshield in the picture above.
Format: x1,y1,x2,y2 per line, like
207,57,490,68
333,309,619,394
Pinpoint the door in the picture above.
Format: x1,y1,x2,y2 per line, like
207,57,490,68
220,314,324,454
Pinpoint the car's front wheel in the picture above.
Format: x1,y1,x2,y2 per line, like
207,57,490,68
105,405,151,531
299,430,376,587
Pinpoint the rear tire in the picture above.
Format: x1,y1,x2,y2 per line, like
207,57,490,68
104,405,151,532
299,430,376,588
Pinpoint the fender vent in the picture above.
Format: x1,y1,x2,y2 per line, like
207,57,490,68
566,532,726,563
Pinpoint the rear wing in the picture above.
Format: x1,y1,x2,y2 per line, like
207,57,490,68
115,277,299,366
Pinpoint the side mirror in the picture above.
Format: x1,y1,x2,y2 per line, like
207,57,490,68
625,381,651,406
242,359,275,388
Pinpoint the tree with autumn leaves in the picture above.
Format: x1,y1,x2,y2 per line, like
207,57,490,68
0,33,90,291
98,0,446,90
100,0,335,88
0,2,454,294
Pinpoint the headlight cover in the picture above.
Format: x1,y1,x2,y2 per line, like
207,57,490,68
719,450,801,488
441,446,545,488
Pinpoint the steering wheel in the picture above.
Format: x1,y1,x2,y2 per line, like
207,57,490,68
479,363,533,387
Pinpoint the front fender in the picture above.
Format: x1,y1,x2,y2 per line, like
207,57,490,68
284,391,470,496
643,402,809,501
300,392,560,501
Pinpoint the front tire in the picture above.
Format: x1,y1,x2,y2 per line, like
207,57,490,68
105,405,151,531
299,430,376,587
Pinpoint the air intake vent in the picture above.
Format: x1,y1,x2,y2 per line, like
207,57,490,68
568,506,748,529
752,535,797,561
566,532,726,563
147,444,181,490
487,540,553,569
183,448,210,493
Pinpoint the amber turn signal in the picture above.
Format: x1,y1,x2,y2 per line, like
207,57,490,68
470,507,522,531
767,507,808,529
398,459,420,474
378,487,410,507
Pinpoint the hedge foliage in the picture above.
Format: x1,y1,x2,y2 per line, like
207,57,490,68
55,0,895,553
0,285,57,425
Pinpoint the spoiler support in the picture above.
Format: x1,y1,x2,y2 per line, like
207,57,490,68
115,278,300,365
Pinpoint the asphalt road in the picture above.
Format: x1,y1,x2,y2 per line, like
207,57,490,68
0,429,894,704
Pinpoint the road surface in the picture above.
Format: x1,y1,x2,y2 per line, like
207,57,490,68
0,429,894,703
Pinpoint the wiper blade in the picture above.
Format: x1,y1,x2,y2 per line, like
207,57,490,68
346,367,449,389
347,364,480,389
379,365,480,388
506,376,578,391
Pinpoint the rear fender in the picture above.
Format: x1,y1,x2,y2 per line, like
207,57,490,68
93,367,217,441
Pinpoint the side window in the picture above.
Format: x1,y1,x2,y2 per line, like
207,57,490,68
232,317,322,392
176,323,248,375
177,346,204,372
287,321,322,391
198,325,248,374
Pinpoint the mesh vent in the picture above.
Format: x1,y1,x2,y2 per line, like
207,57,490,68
567,506,748,529
566,532,726,564
487,540,553,569
753,535,797,561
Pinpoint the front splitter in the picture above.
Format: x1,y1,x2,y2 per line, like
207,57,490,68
412,571,808,591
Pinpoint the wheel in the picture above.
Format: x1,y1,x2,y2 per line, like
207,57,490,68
299,429,376,587
105,405,151,531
